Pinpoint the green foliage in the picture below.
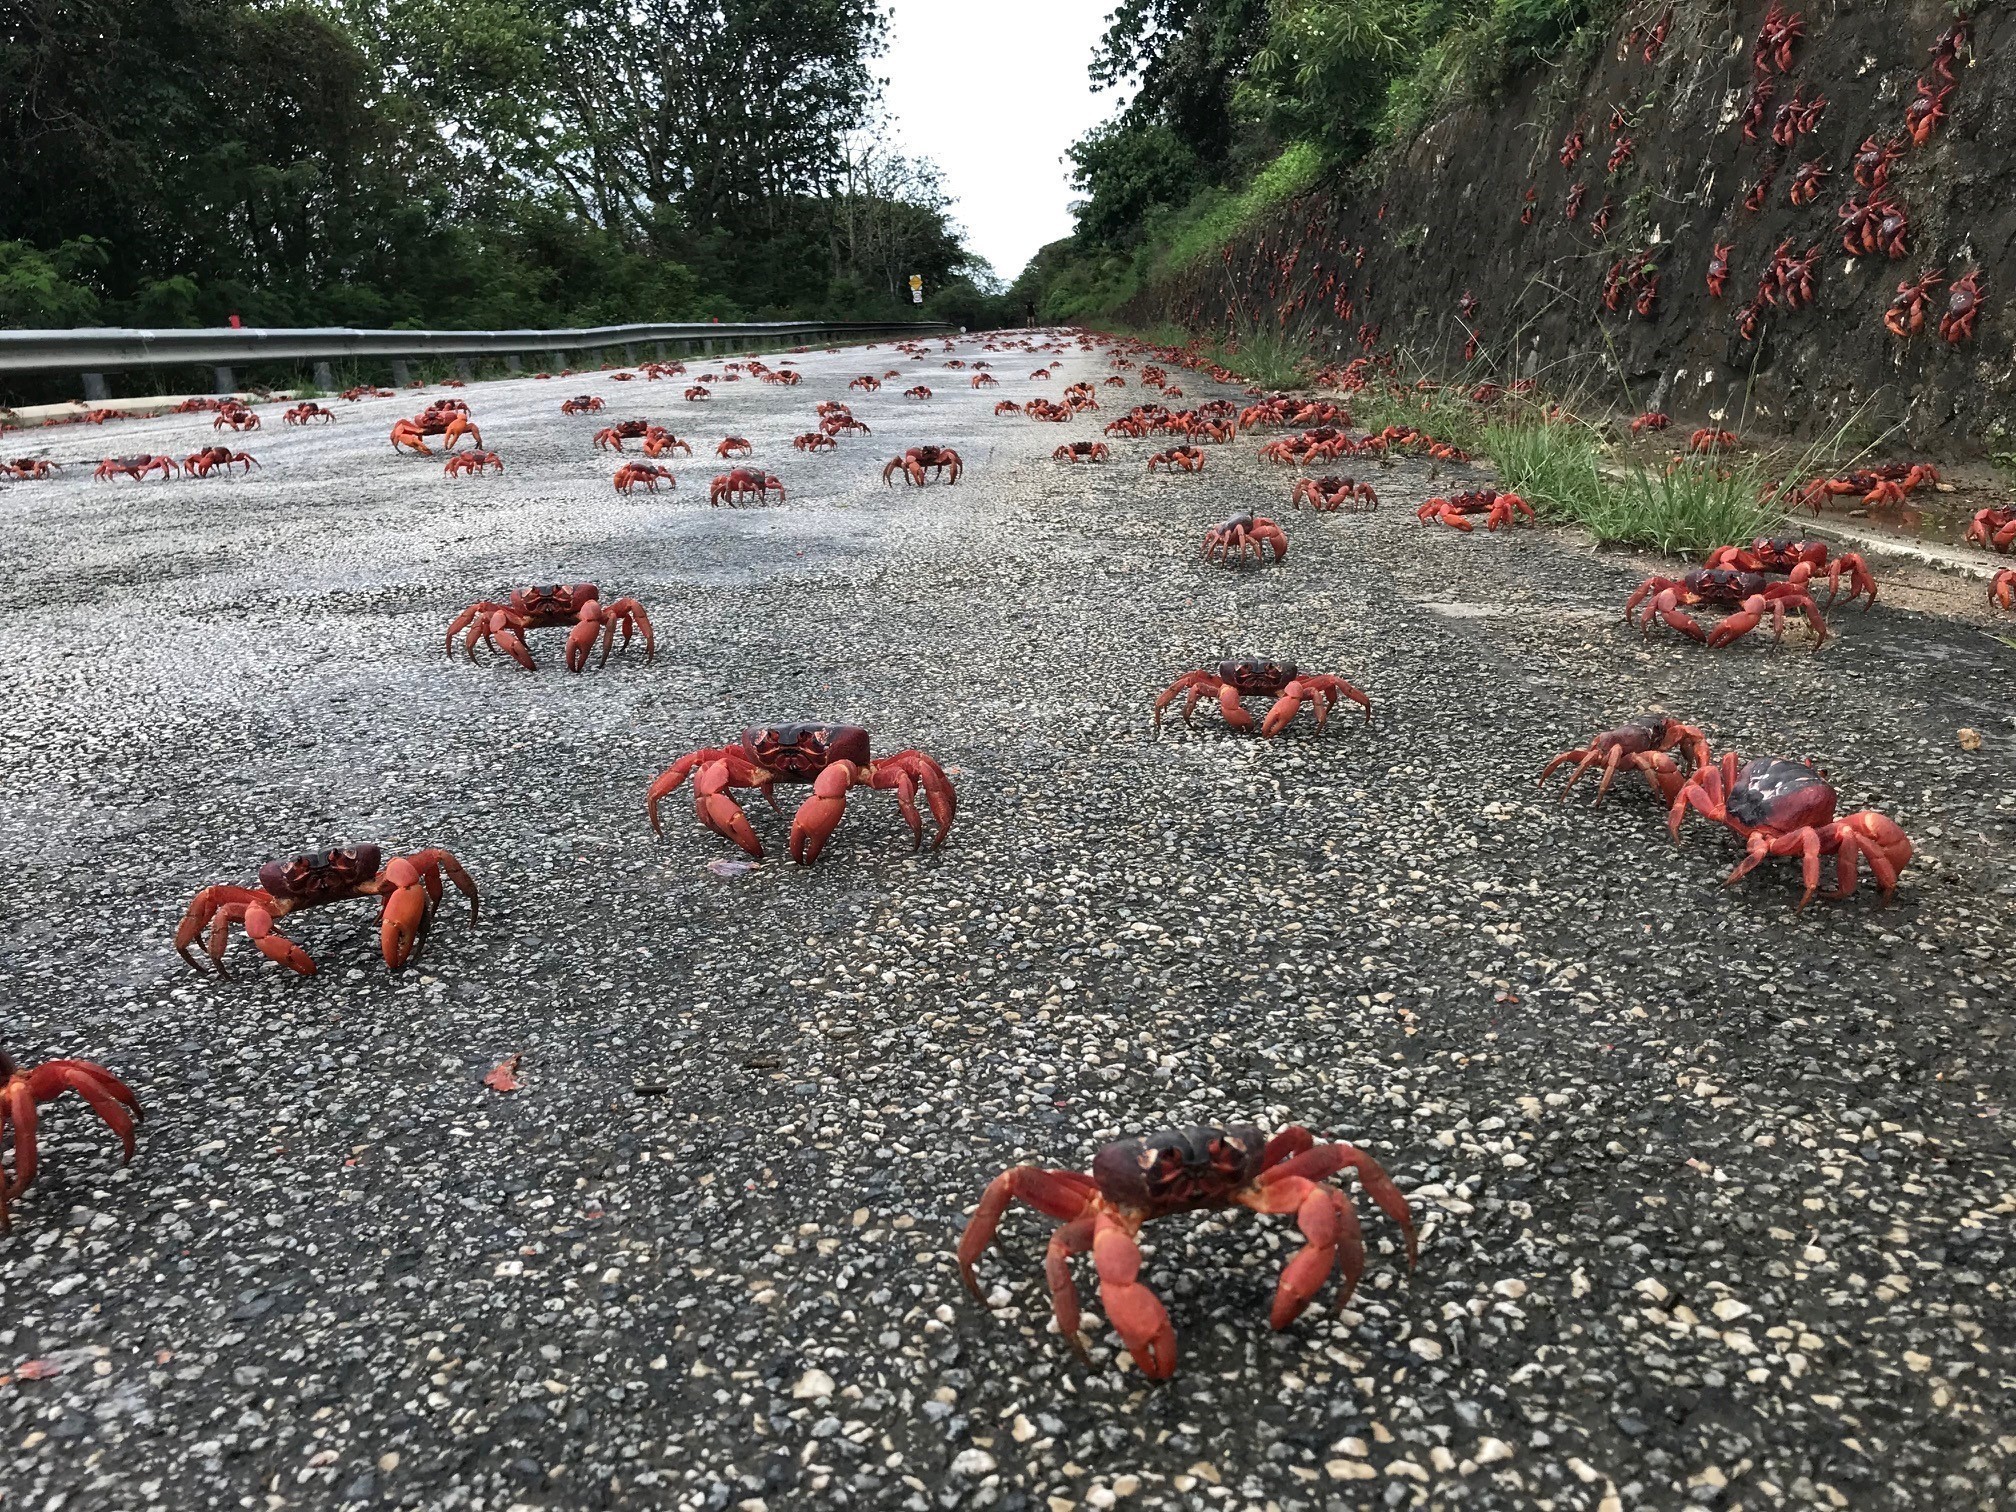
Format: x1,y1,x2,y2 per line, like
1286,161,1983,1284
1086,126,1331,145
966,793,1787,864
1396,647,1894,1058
0,0,974,337
1485,416,1782,552
1157,141,1327,271
0,239,105,325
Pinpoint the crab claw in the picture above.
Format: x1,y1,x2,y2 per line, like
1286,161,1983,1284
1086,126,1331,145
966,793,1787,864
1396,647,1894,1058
788,760,858,864
377,857,432,968
1092,1216,1177,1379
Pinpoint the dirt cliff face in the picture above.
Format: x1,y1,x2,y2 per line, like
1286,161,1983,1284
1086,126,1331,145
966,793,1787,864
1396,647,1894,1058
1135,1,2012,452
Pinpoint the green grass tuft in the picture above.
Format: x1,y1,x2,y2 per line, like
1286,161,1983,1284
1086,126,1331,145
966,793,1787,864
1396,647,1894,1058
1486,416,1781,552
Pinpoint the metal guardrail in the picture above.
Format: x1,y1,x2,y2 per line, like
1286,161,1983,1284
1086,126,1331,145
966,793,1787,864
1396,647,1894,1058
0,320,955,377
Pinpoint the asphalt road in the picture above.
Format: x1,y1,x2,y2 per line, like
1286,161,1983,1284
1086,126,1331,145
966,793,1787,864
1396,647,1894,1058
1,334,2011,1512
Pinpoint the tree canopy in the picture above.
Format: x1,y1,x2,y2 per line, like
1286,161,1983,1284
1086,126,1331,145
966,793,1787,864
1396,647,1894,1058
0,0,998,328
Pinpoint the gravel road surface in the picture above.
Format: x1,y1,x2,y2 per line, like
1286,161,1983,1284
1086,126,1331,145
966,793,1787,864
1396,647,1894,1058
1,334,2011,1512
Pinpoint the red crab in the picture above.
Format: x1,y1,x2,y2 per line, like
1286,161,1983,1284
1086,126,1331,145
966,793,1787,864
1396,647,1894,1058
1770,85,1825,148
642,428,691,458
1929,16,1971,81
613,462,676,494
1689,428,1739,454
212,404,261,432
994,400,1023,416
594,420,651,451
883,446,962,485
1565,182,1588,221
1641,7,1671,63
683,386,710,402
443,449,503,477
176,844,479,977
822,414,872,437
444,583,653,672
1590,197,1614,237
1202,514,1287,565
1904,79,1953,146
1147,446,1206,473
1289,475,1378,511
1560,126,1586,167
903,386,932,400
1885,269,1947,338
390,411,481,455
1539,714,1710,806
1760,241,1821,310
4,457,59,479
1607,136,1635,174
1939,271,1984,344
1053,441,1109,463
1994,570,2016,612
971,373,998,388
1,1048,141,1233
1853,135,1906,190
283,402,335,426
1520,186,1538,225
646,723,954,863
1625,568,1828,649
1753,2,1804,73
957,1123,1414,1380
1839,194,1910,261
1154,657,1371,736
1703,537,1876,607
710,468,785,505
1706,244,1733,299
717,436,753,458
1740,80,1775,141
93,454,177,481
1416,490,1534,532
1630,412,1671,435
183,446,258,477
1787,160,1828,207
849,375,881,392
1796,463,1941,512
1743,172,1774,214
1669,754,1911,908
559,395,604,414
793,431,837,451
1966,507,2016,554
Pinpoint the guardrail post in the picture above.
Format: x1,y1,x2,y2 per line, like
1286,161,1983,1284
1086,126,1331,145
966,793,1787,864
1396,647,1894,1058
455,358,474,381
82,372,109,403
506,354,522,373
213,365,235,394
654,342,668,360
391,359,412,387
312,361,336,391
623,344,638,365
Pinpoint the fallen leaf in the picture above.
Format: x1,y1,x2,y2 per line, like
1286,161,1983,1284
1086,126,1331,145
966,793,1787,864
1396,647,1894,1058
1958,727,1983,751
15,1359,64,1381
483,1054,522,1093
705,858,757,878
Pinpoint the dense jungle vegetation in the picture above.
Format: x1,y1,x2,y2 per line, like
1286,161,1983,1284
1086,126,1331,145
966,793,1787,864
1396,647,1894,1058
1029,0,1617,321
1,0,1008,329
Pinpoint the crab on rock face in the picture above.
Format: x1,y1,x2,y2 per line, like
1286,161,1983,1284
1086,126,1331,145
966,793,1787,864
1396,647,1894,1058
957,1124,1416,1379
1154,657,1371,736
646,724,955,864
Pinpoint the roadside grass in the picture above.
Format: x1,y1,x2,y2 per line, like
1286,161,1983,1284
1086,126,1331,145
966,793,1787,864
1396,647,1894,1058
1485,414,1782,553
1353,382,1492,456
1209,326,1317,390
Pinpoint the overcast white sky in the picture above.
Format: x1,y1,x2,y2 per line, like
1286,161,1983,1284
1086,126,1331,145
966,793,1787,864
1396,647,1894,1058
879,1,1124,283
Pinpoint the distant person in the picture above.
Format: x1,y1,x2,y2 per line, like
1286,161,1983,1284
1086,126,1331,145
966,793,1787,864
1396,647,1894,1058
1023,300,1036,329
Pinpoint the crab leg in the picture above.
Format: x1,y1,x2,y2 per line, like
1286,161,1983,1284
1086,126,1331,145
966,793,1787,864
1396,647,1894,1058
869,752,957,849
1239,1173,1365,1323
565,601,604,672
485,610,537,670
1044,1213,1097,1356
1217,685,1256,730
242,902,318,975
1259,1141,1418,1265
1091,1212,1177,1379
1151,672,1214,730
956,1165,1099,1299
174,884,264,972
788,760,859,864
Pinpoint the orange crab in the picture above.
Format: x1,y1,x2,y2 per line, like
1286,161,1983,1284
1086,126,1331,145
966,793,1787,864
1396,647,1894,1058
958,1123,1414,1379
